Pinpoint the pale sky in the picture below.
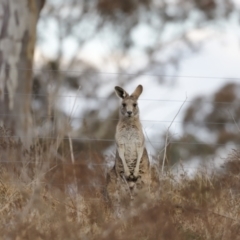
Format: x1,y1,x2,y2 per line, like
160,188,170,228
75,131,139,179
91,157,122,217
35,9,240,173
35,14,240,136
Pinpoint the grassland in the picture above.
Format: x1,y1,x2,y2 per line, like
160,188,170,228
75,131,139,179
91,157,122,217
0,130,240,240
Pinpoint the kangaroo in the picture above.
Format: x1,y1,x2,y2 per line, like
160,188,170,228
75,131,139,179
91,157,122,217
110,85,150,196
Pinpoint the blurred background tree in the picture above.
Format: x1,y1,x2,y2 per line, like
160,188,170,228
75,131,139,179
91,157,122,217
159,82,240,166
0,0,45,145
0,0,238,159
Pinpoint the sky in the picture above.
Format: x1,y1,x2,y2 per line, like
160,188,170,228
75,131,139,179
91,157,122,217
135,26,240,172
35,5,240,174
66,24,240,139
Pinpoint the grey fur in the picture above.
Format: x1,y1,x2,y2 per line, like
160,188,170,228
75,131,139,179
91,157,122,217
108,85,150,198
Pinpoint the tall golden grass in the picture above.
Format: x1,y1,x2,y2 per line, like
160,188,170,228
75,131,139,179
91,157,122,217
0,127,240,240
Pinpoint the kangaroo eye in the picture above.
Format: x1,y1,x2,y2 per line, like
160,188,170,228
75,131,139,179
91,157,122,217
133,103,137,107
122,103,126,107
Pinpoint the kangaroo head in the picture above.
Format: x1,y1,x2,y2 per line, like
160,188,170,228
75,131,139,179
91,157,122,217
115,85,143,118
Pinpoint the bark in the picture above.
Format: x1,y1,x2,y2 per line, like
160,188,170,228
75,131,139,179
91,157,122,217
0,0,45,146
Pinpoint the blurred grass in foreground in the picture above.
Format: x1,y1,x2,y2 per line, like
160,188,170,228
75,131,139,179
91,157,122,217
0,127,240,240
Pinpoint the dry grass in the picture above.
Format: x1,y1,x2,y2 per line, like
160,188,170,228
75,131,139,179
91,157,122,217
0,129,240,240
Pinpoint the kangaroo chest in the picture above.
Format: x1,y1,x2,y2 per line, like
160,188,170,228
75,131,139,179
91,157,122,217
116,123,144,167
117,124,142,144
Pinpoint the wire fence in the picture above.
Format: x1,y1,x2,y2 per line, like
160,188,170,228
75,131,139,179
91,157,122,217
0,163,227,190
0,69,239,158
1,91,240,105
0,149,236,188
0,160,228,170
0,135,239,147
0,99,239,146
0,111,238,126
3,66,240,80
0,72,239,210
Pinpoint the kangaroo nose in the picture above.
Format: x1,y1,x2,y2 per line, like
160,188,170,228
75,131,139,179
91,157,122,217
127,111,132,115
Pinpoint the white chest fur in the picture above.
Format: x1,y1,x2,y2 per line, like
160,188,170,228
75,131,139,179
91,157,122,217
116,124,143,145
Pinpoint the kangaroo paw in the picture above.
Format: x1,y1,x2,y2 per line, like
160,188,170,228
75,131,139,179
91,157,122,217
124,169,131,179
133,169,139,179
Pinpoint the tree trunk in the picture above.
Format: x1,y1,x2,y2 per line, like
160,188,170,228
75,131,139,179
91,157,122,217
0,0,45,146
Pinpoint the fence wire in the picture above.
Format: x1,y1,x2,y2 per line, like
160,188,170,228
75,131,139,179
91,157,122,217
1,91,239,105
0,69,239,154
2,66,240,80
0,135,238,147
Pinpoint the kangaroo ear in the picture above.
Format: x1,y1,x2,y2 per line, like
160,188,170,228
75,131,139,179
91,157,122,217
115,86,129,99
131,85,143,99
